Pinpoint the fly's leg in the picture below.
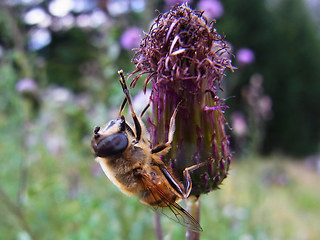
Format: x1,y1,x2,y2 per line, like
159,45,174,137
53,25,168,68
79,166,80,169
157,160,206,199
118,70,142,142
140,96,152,118
151,104,180,155
118,97,127,118
181,162,206,198
150,101,204,198
156,156,206,199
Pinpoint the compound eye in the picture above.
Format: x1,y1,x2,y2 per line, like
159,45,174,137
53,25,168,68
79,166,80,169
95,132,128,157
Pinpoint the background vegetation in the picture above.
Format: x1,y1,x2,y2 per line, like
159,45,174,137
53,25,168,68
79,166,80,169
0,0,319,239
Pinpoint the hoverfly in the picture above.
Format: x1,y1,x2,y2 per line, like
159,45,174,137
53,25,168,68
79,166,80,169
91,70,202,232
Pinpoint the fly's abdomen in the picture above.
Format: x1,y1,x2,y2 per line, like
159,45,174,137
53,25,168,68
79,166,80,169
138,182,179,207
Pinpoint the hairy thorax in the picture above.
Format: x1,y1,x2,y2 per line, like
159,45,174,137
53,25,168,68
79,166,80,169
96,143,151,195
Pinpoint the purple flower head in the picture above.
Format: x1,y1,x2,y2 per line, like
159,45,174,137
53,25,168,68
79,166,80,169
231,111,247,137
130,4,234,196
0,45,4,59
243,74,273,121
120,27,142,50
258,96,272,120
165,0,193,7
237,48,255,65
16,78,38,94
198,0,224,19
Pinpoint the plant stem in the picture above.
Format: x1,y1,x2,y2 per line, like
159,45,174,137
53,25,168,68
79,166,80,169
186,197,201,240
0,185,37,240
18,101,33,204
1,2,33,78
154,212,163,240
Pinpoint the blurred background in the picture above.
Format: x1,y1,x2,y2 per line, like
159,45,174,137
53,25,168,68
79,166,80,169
0,0,319,239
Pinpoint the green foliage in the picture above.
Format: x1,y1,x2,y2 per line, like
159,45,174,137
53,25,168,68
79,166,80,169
199,157,320,240
219,0,320,155
263,0,320,155
42,28,99,92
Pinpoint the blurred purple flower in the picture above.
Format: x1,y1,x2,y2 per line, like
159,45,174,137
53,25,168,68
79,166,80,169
44,134,66,156
231,112,247,137
236,48,255,65
198,0,224,19
44,86,73,105
0,45,3,59
165,0,192,7
243,74,272,121
16,78,38,94
120,27,142,50
258,96,272,120
304,154,320,174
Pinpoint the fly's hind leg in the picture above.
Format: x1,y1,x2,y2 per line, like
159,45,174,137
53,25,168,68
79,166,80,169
181,162,206,198
157,161,205,199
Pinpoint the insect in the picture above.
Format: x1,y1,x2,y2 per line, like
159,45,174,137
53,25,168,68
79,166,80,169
91,70,203,232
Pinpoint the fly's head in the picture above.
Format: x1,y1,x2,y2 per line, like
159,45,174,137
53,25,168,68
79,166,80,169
91,116,128,158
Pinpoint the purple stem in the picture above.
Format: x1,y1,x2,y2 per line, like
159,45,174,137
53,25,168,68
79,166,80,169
154,213,163,240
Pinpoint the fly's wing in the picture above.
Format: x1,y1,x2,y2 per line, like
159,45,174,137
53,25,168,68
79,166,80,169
140,173,203,232
155,199,203,233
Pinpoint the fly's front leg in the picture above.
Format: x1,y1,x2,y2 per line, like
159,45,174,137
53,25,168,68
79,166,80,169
151,104,180,155
118,70,142,142
118,97,127,118
140,96,152,118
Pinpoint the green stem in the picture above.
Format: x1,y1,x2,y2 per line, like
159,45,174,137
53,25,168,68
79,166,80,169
1,2,33,78
0,185,37,240
18,101,32,204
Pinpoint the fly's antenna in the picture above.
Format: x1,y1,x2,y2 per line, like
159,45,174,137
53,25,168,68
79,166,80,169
118,70,142,142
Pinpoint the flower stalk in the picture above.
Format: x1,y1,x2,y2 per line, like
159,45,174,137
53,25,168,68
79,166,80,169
186,198,201,240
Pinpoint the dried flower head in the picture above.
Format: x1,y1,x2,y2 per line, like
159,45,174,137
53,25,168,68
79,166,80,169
130,4,234,196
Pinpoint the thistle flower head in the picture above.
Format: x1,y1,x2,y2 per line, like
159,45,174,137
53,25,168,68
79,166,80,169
131,4,234,196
